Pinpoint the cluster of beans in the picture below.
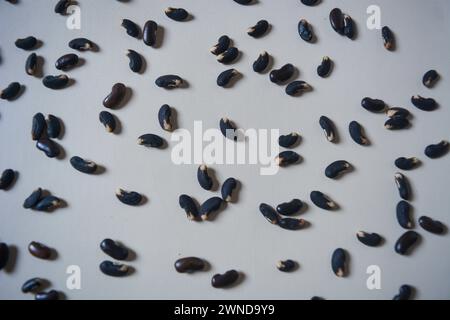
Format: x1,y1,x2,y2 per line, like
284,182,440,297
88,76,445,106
1,0,449,300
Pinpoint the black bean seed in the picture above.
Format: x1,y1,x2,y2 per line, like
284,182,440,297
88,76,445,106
197,165,213,191
331,248,347,277
137,134,164,148
361,97,386,113
286,81,312,96
100,260,130,277
175,257,206,273
356,231,382,247
279,132,299,148
100,239,129,261
25,53,37,76
55,53,79,70
275,151,301,167
155,75,183,88
179,194,200,221
35,290,59,301
42,75,69,89
419,216,445,235
248,20,269,38
0,82,21,100
99,111,116,133
422,70,439,88
143,20,158,47
103,83,126,109
210,35,231,56
221,178,237,202
15,36,37,50
23,188,42,209
349,121,369,145
68,38,94,51
21,278,43,293
277,260,296,272
298,19,313,42
270,63,294,84
411,95,437,111
319,116,336,143
217,69,239,87
54,0,70,15
165,7,189,21
220,118,237,141
317,56,332,78
425,140,448,159
32,113,46,141
276,199,303,216
325,160,352,179
395,157,419,170
28,241,52,260
233,0,253,4
217,47,239,64
211,270,239,288
127,50,143,73
116,188,143,206
311,296,325,300
395,231,419,255
382,26,395,50
121,19,140,38
158,104,173,131
384,116,410,130
36,138,60,158
46,115,61,139
253,51,270,73
0,243,9,270
343,14,354,39
386,107,410,118
393,285,412,300
70,156,97,174
310,191,337,210
199,197,223,221
259,203,280,225
35,196,62,211
301,0,319,6
329,8,344,35
395,173,410,201
279,217,306,230
0,169,15,190
396,200,413,229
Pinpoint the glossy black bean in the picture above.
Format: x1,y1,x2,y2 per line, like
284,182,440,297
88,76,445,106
382,26,395,50
275,151,300,167
25,53,37,76
329,8,344,35
343,14,354,39
233,0,252,4
276,199,303,216
100,260,129,277
425,140,448,159
331,248,347,277
42,75,69,89
319,116,336,142
279,217,306,230
68,38,94,51
127,50,143,73
210,35,231,55
386,107,410,118
385,116,410,130
356,231,382,247
35,290,59,301
15,36,37,50
197,165,213,191
220,118,237,141
143,20,158,47
419,216,445,235
395,173,410,201
248,20,269,38
298,19,313,42
217,69,239,87
179,194,200,221
221,178,237,202
155,75,183,88
158,104,173,131
286,81,311,96
422,70,439,88
116,189,143,206
103,83,126,109
137,134,164,148
46,115,61,139
217,47,239,64
28,242,52,260
278,132,299,148
211,270,239,288
411,95,437,111
31,113,46,141
70,156,97,174
393,285,412,300
317,56,332,78
165,7,189,21
55,53,79,70
361,97,386,112
23,188,42,209
349,121,369,145
0,82,21,100
99,111,116,133
325,160,351,179
259,203,280,225
276,260,296,272
100,239,129,260
395,231,419,255
301,0,319,6
310,191,336,210
35,196,61,211
199,197,223,221
395,157,419,170
0,243,9,270
54,0,70,15
253,51,269,73
121,19,140,38
36,138,60,158
175,257,206,273
396,200,413,229
21,278,43,293
270,63,294,84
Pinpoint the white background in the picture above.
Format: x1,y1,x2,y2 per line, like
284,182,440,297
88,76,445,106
0,0,449,300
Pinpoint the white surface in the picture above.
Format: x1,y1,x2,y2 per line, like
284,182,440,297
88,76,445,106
0,0,449,300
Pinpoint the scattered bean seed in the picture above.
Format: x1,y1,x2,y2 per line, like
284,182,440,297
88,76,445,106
143,20,158,47
259,203,280,225
361,97,386,113
155,75,183,88
386,107,410,118
70,156,97,174
425,140,448,159
42,75,69,89
419,216,445,235
15,36,37,50
393,285,412,300
23,188,42,209
270,63,294,84
100,239,129,260
396,200,413,229
54,0,70,15
36,138,60,158
395,231,419,255
217,69,239,87
99,260,130,277
319,116,336,143
310,191,337,210
175,257,206,273
286,81,312,96
395,157,419,170
21,278,43,293
217,47,239,64
253,51,270,73
276,199,303,216
221,178,237,202
331,248,347,277
382,26,395,50
103,83,126,109
356,231,382,247
220,118,237,141
116,188,143,206
28,241,52,260
277,260,296,272
69,38,94,51
25,53,37,76
210,35,231,56
317,56,332,77
385,116,410,130
137,134,164,148
35,290,59,301
325,160,352,179
165,7,189,21
422,70,439,88
121,19,140,38
197,164,213,191
0,82,21,100
158,104,173,131
179,194,200,221
55,53,79,70
343,14,354,39
35,196,62,211
211,270,239,288
298,19,313,42
275,151,301,166
127,50,143,73
199,197,223,221
411,95,437,111
279,217,306,230
47,115,61,139
278,132,299,148
32,113,46,141
349,121,369,145
248,20,269,38
99,111,116,133
395,173,411,201
329,8,344,35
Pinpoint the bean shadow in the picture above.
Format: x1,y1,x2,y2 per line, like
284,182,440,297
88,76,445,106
259,53,274,74
126,266,136,276
205,166,220,192
206,201,228,222
34,56,45,78
93,165,106,175
138,195,148,206
55,141,66,160
137,55,147,74
54,117,65,139
33,40,44,50
169,107,179,131
4,245,18,274
153,25,165,49
112,113,122,134
124,246,137,262
222,72,243,89
226,272,245,289
48,248,58,261
65,78,76,89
